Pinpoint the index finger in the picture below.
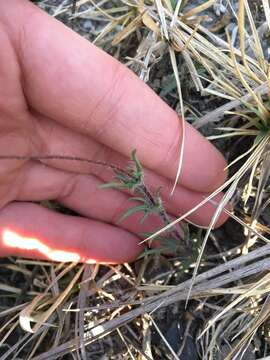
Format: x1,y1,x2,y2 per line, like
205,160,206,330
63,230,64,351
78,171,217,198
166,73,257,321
1,0,227,192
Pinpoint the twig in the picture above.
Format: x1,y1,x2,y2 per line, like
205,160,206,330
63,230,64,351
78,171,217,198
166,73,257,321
0,154,125,174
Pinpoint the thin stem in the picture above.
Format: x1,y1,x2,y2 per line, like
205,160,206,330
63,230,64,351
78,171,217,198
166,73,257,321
0,154,126,175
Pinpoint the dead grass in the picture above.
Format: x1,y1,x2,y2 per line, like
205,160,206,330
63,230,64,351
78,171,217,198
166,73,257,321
1,0,270,359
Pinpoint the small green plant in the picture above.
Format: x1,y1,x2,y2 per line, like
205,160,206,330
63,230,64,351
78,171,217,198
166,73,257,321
100,149,190,256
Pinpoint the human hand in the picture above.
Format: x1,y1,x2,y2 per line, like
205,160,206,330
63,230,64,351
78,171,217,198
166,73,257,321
0,0,228,264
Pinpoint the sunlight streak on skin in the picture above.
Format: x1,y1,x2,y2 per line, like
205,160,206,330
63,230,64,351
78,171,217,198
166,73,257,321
2,229,85,262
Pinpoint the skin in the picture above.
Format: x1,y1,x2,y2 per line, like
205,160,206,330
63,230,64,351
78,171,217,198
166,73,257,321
0,0,228,264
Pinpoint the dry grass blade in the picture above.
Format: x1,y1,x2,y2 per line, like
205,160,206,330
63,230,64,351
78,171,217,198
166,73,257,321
244,0,267,73
263,0,270,30
0,284,22,294
28,327,51,360
19,263,82,333
112,14,143,46
186,179,239,307
238,0,263,84
168,46,186,194
116,328,136,360
0,314,19,346
147,314,180,360
0,302,28,318
183,0,216,19
76,264,97,360
155,0,169,40
170,0,183,27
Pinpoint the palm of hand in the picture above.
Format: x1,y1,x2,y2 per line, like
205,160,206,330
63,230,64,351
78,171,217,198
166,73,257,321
0,0,228,263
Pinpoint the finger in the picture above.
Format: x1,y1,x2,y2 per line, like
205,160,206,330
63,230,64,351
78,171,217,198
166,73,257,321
0,202,142,263
34,114,228,226
1,0,227,192
16,161,228,228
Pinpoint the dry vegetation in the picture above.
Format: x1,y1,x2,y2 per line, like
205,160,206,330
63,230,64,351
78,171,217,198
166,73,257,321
1,0,270,359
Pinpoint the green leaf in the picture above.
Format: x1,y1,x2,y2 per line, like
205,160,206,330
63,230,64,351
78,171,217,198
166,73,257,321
118,205,148,223
140,211,152,224
131,149,143,174
128,197,149,205
99,182,120,189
